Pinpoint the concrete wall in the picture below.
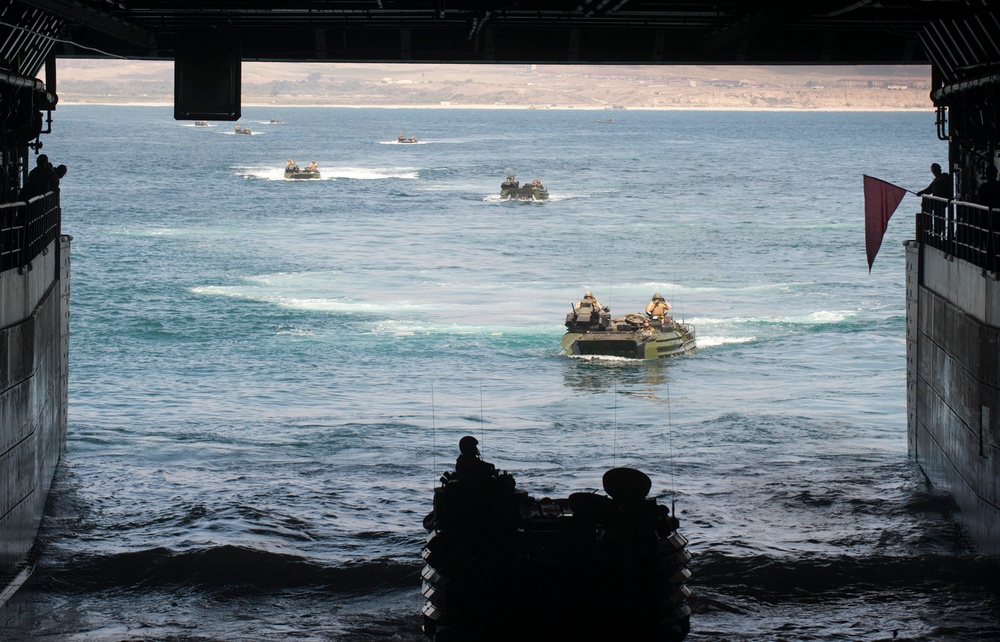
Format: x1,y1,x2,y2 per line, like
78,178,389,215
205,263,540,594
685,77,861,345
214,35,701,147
907,241,1000,555
0,235,70,598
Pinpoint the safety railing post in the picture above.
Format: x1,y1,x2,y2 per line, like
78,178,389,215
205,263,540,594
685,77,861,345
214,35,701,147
917,197,998,274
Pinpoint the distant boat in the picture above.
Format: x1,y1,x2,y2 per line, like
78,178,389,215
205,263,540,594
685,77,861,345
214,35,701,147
194,120,209,126
397,133,418,143
284,160,320,179
235,125,252,135
500,174,548,201
269,118,284,124
598,118,614,123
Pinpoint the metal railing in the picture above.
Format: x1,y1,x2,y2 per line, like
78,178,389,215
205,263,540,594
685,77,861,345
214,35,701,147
917,195,1000,273
0,192,61,273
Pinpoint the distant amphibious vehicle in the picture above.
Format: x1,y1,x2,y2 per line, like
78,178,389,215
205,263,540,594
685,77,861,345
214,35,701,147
500,174,548,201
562,301,696,359
284,160,320,179
421,437,692,642
398,133,418,143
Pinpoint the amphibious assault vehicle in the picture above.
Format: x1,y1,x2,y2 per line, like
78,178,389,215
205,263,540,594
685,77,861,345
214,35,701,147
421,438,692,641
562,302,696,359
500,174,548,201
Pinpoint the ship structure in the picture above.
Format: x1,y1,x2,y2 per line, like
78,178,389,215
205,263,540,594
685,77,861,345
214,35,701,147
903,11,1000,556
0,50,70,616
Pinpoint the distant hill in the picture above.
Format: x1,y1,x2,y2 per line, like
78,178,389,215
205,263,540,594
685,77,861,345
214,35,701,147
52,60,934,111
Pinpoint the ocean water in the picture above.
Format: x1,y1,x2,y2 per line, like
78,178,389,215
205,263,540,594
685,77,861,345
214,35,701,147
5,105,999,641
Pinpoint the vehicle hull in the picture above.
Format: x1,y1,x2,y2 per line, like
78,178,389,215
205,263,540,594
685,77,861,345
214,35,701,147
561,324,696,359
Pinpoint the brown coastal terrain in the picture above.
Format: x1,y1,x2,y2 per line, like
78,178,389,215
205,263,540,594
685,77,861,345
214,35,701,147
54,60,933,111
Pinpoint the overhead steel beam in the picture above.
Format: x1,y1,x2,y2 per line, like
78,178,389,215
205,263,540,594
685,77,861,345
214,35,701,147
20,0,151,47
699,0,828,54
27,0,952,65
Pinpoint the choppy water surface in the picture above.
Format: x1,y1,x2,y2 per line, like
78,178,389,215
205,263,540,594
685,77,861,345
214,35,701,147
5,106,999,640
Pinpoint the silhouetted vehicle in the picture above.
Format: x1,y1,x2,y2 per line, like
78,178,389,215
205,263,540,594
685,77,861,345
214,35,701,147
421,440,691,641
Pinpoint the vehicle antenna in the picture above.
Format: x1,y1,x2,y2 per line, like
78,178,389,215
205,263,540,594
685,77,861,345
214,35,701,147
431,382,437,489
667,381,675,509
672,272,684,324
479,381,485,458
613,377,618,470
676,281,683,324
607,263,615,312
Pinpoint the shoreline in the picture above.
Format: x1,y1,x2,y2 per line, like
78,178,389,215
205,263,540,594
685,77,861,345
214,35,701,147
58,100,932,112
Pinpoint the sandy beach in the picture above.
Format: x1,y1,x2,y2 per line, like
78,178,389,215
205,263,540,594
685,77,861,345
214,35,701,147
61,101,932,112
53,60,934,112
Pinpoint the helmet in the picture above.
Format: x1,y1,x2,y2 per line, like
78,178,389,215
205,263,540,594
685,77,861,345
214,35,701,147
653,293,664,301
459,435,479,456
584,291,594,298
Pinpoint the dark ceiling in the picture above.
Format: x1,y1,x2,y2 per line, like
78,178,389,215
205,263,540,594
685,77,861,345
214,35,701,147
14,0,970,67
3,1,997,97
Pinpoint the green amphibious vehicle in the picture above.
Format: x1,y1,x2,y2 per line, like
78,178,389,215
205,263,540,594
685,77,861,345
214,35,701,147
561,302,696,359
500,174,548,201
284,160,320,179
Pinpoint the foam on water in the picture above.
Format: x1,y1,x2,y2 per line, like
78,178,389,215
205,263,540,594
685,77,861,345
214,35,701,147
369,318,554,337
192,285,427,314
481,192,585,202
234,165,420,181
323,166,421,180
566,353,639,362
694,335,756,348
688,310,856,326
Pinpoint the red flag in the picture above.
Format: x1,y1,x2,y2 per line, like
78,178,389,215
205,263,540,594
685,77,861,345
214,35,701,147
864,175,908,272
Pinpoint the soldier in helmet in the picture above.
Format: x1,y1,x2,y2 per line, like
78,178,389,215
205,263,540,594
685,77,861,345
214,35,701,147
456,435,496,479
574,290,602,311
644,293,672,322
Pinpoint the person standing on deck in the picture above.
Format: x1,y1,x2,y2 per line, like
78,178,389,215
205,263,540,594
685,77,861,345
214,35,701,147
978,165,1000,209
21,154,56,200
916,163,953,240
978,165,1000,257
